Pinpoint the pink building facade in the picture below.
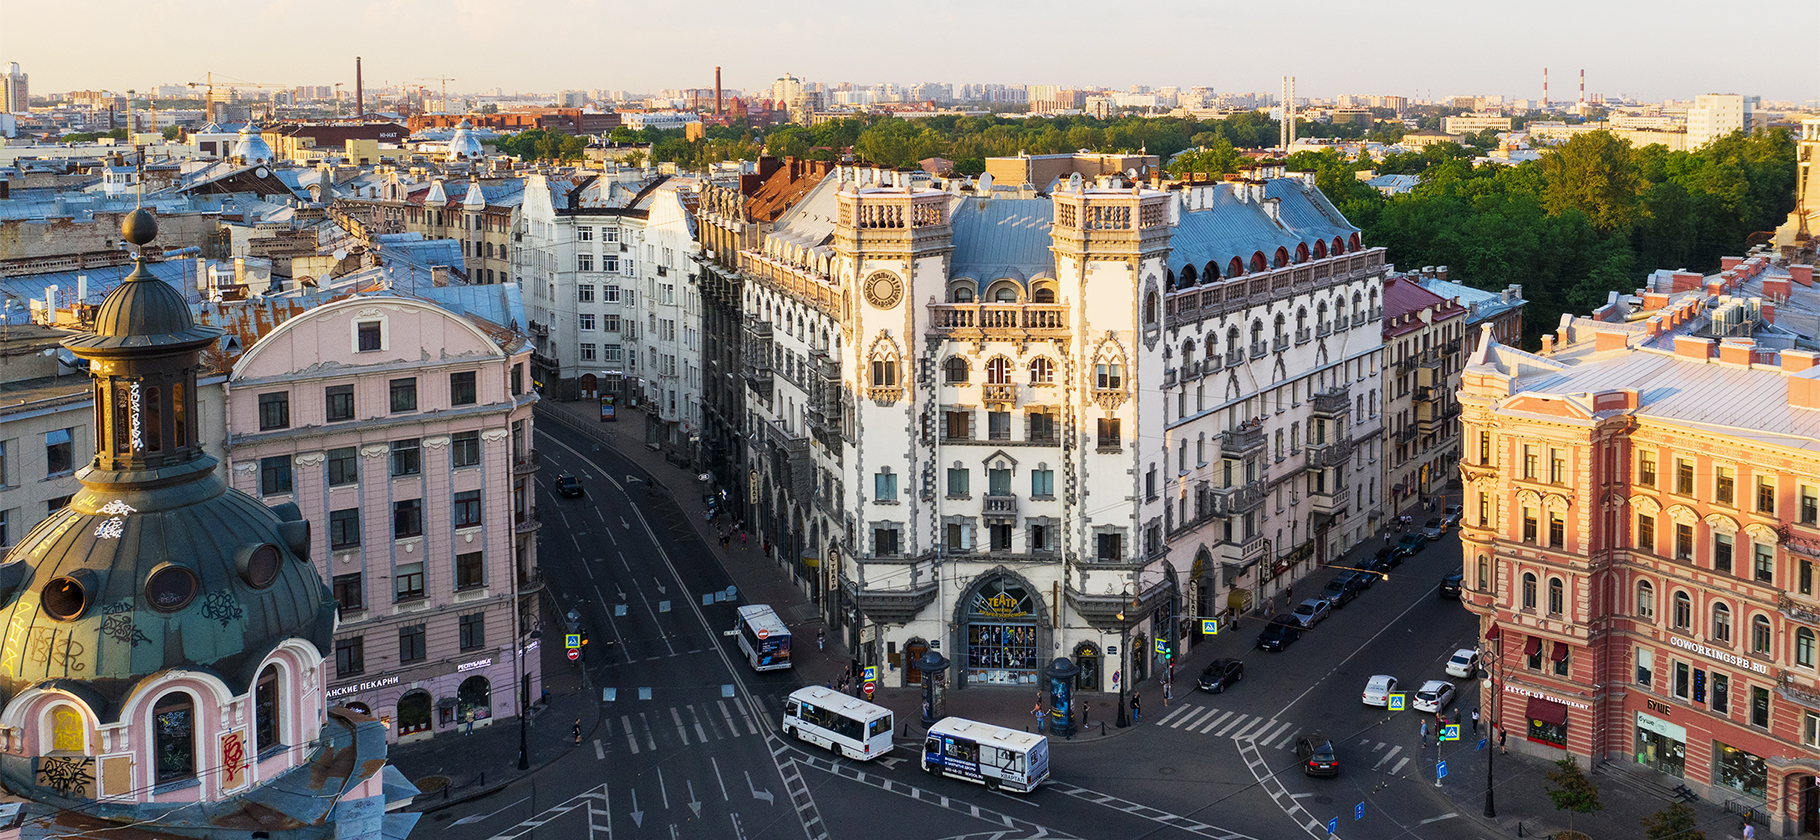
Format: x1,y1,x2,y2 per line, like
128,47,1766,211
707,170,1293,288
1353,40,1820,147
226,294,540,743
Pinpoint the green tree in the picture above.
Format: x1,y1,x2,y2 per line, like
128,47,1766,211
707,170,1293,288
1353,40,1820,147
1539,131,1642,231
1168,137,1245,178
1543,757,1603,832
162,126,181,140
1641,802,1704,840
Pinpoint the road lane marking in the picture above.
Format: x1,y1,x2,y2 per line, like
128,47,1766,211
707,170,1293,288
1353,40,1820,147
671,706,690,746
712,757,729,801
1232,739,1328,840
1257,721,1294,746
639,712,657,751
1391,757,1410,774
733,697,760,734
448,794,528,826
1199,711,1234,734
716,700,743,738
1214,714,1252,738
689,704,711,742
1171,706,1215,729
658,767,670,810
594,739,604,760
622,715,639,754
1156,704,1192,726
1419,813,1459,825
1374,745,1403,769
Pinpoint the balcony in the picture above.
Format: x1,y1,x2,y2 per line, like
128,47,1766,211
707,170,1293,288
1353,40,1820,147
1226,350,1246,367
927,302,1071,341
983,494,1018,517
982,383,1017,406
1250,342,1267,360
1316,321,1333,337
1396,426,1417,444
1417,403,1462,436
515,509,542,533
1305,438,1354,468
1308,488,1345,516
1414,385,1437,403
1210,482,1266,516
1222,423,1266,456
1163,368,1178,389
1295,328,1312,345
1416,349,1443,371
513,448,541,474
1310,387,1351,417
516,566,544,596
1203,355,1222,374
1272,337,1289,354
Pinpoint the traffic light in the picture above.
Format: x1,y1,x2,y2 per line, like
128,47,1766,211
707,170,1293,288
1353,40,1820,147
580,630,590,647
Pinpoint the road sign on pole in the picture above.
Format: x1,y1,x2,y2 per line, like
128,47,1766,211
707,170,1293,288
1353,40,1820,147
568,649,581,661
1154,638,1167,654
1387,693,1406,711
862,665,878,683
1326,817,1338,835
565,633,581,649
1478,738,1488,751
1201,618,1219,635
1437,760,1447,779
1442,724,1460,741
1355,802,1364,820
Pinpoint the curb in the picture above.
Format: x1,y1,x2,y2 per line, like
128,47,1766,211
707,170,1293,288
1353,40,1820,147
409,704,608,814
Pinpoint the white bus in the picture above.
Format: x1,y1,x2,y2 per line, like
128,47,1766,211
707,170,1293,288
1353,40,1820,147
921,717,1050,793
734,605,792,671
782,686,894,760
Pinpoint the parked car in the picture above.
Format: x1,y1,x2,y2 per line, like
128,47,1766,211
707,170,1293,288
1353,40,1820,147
1290,598,1332,629
1397,532,1428,554
1320,575,1361,607
1296,734,1339,776
1446,648,1482,679
1255,616,1303,652
1438,573,1463,599
1440,504,1464,528
1197,658,1245,693
1362,674,1398,707
556,474,586,498
1375,544,1407,568
1422,517,1447,540
1348,570,1380,592
1413,680,1456,713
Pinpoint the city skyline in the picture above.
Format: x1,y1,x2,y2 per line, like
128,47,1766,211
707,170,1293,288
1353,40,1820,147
5,0,1815,104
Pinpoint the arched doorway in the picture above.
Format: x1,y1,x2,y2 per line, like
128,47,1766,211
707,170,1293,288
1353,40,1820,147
580,373,598,400
956,573,1043,687
1800,774,1819,835
1074,642,1100,692
904,637,928,686
459,676,492,724
1132,633,1149,682
397,690,432,736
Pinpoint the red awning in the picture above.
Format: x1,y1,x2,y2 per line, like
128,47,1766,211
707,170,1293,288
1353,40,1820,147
1526,696,1569,727
1551,642,1571,663
1524,636,1542,657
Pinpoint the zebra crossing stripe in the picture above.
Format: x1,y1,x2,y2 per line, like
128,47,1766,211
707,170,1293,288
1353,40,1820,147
1155,704,1192,727
1256,720,1294,745
716,699,743,738
1214,714,1252,738
622,715,639,754
1199,711,1234,734
671,706,691,745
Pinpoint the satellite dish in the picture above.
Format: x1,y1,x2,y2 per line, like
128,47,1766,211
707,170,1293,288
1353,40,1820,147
255,166,270,178
332,249,348,261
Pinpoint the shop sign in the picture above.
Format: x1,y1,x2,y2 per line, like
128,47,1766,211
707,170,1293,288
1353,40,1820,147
327,675,401,698
1636,711,1688,742
457,657,494,673
1646,698,1674,716
1670,635,1770,675
1503,683,1591,710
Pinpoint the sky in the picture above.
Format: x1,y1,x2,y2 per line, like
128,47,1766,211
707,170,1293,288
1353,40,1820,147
6,0,1817,104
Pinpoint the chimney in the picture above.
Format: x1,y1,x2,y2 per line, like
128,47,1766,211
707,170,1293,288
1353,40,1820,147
1437,265,1448,281
1764,277,1790,301
1783,350,1820,372
1762,301,1777,324
1540,334,1555,354
356,56,365,119
1789,367,1820,411
1718,338,1755,366
1791,265,1814,287
1556,326,1571,347
76,275,87,303
1673,335,1714,360
714,66,722,115
1595,331,1628,352
1721,256,1744,271
1643,292,1670,310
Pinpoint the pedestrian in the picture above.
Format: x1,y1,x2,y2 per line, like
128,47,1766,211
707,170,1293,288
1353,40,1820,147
1744,821,1756,840
1131,692,1142,723
1470,708,1480,734
573,719,582,745
540,688,551,706
1163,679,1172,707
1421,719,1428,741
1032,696,1043,728
464,709,475,735
1384,530,1392,546
740,531,748,548
1499,727,1508,754
817,629,825,651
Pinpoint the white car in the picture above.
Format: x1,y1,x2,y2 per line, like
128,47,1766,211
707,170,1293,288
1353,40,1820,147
1445,648,1481,679
1362,675,1398,707
1413,680,1455,714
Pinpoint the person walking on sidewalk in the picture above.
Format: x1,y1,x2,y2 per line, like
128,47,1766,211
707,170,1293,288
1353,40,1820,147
1421,719,1428,741
1131,692,1142,723
817,629,825,652
1471,707,1480,734
573,719,583,745
1499,727,1508,754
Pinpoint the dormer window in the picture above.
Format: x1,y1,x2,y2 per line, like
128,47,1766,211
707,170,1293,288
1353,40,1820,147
356,320,383,352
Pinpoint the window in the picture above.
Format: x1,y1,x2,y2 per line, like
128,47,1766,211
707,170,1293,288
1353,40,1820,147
258,392,290,430
1096,418,1121,449
389,378,418,413
579,313,596,331
1752,686,1771,728
318,447,356,487
453,490,482,528
1521,572,1538,610
1522,445,1537,480
1029,411,1056,443
1548,513,1565,548
0,509,9,549
460,613,486,651
456,552,484,590
580,343,597,361
577,254,593,272
945,522,971,552
1715,533,1734,574
1031,468,1054,497
1096,532,1123,561
1714,672,1730,713
946,467,970,497
1637,514,1655,552
399,624,427,664
1675,523,1694,561
46,496,70,516
1801,628,1816,668
1553,643,1570,676
1672,591,1692,630
357,321,382,352
1638,450,1657,487
1712,602,1732,643
1547,577,1564,615
1095,363,1123,390
1758,477,1776,514
1030,357,1054,384
259,456,292,496
1807,559,1817,596
332,573,362,614
393,499,423,539
873,526,899,556
1676,458,1694,494
1752,615,1772,655
1673,661,1690,699
390,439,421,477
871,359,897,387
1805,486,1819,526
987,411,1011,441
1716,466,1735,505
326,385,355,422
1808,713,1820,748
1522,507,1538,543
1527,636,1544,670
1479,492,1491,527
1636,647,1653,687
1636,580,1655,619
45,428,73,476
1480,430,1492,464
943,411,971,440
578,226,593,241
451,431,481,468
943,357,968,383
152,693,196,783
1754,542,1774,584
1549,449,1565,484
450,371,477,406
603,315,621,332
873,470,898,502
329,508,360,548
578,284,595,302
394,561,425,601
255,666,280,753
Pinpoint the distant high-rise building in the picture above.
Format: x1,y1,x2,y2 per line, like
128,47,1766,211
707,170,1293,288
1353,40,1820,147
2,62,28,114
1280,76,1296,148
1686,93,1756,149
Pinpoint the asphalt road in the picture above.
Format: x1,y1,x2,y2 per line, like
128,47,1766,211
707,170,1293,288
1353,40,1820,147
421,413,1492,840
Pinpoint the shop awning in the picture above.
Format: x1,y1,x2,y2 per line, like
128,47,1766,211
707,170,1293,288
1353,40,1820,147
1524,636,1542,657
1526,696,1569,727
1551,642,1570,663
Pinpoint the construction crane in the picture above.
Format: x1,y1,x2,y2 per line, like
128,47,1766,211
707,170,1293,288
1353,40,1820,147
187,72,289,125
414,77,455,115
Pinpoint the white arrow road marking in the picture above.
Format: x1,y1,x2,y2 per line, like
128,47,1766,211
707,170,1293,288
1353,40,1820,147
629,787,644,828
687,781,702,818
745,771,774,805
712,757,729,801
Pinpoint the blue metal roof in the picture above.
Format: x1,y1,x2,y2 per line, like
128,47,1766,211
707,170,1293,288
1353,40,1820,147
949,196,1055,288
1167,181,1359,279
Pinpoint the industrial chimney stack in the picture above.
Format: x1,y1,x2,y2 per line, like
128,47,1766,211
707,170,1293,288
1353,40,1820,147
714,66,722,115
356,56,365,120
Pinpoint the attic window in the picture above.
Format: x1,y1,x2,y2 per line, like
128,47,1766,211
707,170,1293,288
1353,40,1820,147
356,320,383,352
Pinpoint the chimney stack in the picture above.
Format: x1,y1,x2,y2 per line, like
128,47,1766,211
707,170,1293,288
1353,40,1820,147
1542,67,1548,108
356,56,365,119
714,66,722,115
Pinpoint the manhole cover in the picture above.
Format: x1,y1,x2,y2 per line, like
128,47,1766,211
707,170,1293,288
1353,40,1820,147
1313,795,1335,805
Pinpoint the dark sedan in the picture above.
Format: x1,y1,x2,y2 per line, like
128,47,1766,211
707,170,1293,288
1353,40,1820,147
1397,532,1428,554
1197,658,1245,693
556,474,585,497
1255,617,1303,652
1439,573,1463,599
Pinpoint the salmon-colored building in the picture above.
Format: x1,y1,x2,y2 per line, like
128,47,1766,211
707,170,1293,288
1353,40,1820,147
1462,256,1820,835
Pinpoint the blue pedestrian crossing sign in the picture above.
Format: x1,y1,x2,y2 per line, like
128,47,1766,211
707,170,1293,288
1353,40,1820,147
564,633,581,649
1442,724,1461,741
862,665,878,683
1154,638,1168,655
1201,618,1219,635
1355,802,1364,820
1437,760,1448,779
1387,693,1406,711
1326,817,1338,834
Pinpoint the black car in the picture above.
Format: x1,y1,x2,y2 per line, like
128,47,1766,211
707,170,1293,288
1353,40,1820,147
1296,734,1339,777
1197,658,1245,693
1347,569,1379,591
1320,574,1360,607
1255,617,1303,652
1439,572,1463,599
1397,532,1429,554
1375,544,1406,569
556,474,585,498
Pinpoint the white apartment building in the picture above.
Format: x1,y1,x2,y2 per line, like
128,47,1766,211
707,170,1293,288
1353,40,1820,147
1687,93,1756,149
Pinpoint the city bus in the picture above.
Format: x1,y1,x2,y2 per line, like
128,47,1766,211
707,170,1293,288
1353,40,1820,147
734,605,792,671
782,686,893,760
922,717,1050,793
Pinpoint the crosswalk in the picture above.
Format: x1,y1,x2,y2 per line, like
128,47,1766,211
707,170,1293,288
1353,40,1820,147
1150,700,1413,776
596,694,779,757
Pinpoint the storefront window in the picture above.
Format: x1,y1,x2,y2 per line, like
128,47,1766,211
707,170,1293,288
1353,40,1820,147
1713,740,1767,799
1635,713,1686,778
964,576,1039,685
1526,698,1568,748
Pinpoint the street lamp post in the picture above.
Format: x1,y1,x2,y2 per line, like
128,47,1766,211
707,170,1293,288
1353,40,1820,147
1114,591,1139,728
1484,625,1502,818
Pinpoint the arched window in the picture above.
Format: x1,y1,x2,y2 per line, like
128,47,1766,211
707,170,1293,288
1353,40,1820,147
1636,580,1655,619
1272,313,1287,344
1521,572,1537,610
1295,308,1308,334
1033,286,1055,303
1368,288,1379,315
1229,256,1245,277
1800,628,1816,668
153,692,197,783
871,356,898,388
255,664,281,754
1250,252,1267,272
1028,357,1054,384
50,705,86,754
1334,236,1347,255
985,357,1011,385
1313,239,1328,259
1180,341,1196,369
994,286,1019,302
1204,261,1220,281
1349,232,1361,250
1273,247,1290,268
1180,264,1198,288
1316,302,1328,331
1752,615,1773,655
951,286,974,303
1143,291,1158,325
1295,242,1309,263
944,357,969,384
1249,321,1264,351
1712,602,1733,643
1547,577,1564,614
1672,591,1692,629
1205,333,1218,361
1226,327,1241,360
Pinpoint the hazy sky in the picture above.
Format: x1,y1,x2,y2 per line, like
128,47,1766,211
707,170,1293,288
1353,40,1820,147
7,0,1816,103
